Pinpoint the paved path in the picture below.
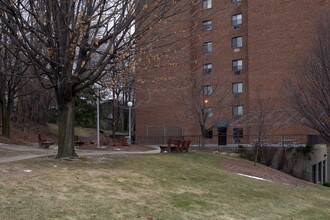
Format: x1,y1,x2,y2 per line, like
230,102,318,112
0,143,160,163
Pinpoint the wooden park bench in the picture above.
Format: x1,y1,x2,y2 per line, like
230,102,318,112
113,139,129,147
38,134,55,148
181,140,191,152
74,135,85,146
160,138,182,153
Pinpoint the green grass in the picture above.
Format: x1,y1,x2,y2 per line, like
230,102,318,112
0,152,330,219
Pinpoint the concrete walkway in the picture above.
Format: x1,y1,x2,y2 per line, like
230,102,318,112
0,143,160,163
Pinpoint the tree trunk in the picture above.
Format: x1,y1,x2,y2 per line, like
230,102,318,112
1,106,10,138
56,97,77,158
200,126,206,148
254,143,260,166
201,136,206,148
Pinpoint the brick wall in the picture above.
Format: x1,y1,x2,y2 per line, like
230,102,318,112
136,0,329,143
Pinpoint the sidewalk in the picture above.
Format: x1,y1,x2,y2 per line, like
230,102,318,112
0,143,160,163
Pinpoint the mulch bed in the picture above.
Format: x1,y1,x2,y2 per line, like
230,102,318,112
0,133,35,145
0,124,54,145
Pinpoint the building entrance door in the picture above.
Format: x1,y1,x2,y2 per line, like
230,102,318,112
218,127,227,146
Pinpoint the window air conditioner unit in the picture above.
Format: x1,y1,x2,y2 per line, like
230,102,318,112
234,70,241,75
233,25,240,29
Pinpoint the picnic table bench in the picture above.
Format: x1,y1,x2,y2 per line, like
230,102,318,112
38,134,55,148
74,135,85,146
181,140,191,152
160,139,191,153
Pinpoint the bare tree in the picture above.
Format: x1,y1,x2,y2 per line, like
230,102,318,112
14,79,55,126
0,0,184,158
287,14,330,143
253,92,267,166
0,26,30,137
100,48,135,140
180,72,229,147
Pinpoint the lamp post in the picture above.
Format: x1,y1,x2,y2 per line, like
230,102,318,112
127,101,133,144
96,88,100,148
94,84,101,148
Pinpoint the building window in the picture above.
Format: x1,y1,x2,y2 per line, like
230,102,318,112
203,41,212,53
204,128,213,139
203,63,212,74
233,105,243,117
202,0,212,9
232,59,243,74
203,85,213,96
232,36,242,49
232,0,242,6
233,128,243,143
318,161,322,183
312,164,317,183
323,160,326,184
202,20,212,31
233,128,243,139
232,14,242,29
204,107,213,117
232,82,243,94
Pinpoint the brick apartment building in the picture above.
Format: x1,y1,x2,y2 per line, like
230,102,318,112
135,0,329,145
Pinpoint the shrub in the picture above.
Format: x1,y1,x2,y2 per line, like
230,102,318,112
238,145,254,160
296,144,313,157
323,182,330,187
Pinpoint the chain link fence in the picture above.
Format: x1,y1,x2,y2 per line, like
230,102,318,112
136,125,184,144
136,132,326,147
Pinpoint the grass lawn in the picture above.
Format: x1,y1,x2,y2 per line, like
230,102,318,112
0,152,329,219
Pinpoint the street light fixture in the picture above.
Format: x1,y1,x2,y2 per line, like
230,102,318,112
94,84,102,148
127,101,133,144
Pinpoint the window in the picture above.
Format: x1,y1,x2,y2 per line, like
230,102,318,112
203,42,212,53
233,128,243,139
312,164,317,183
202,20,212,31
204,128,213,138
318,162,322,183
232,14,242,29
233,105,243,117
204,107,213,117
203,63,212,74
232,59,243,73
323,160,326,184
202,0,212,9
203,85,213,96
232,82,243,94
232,0,242,6
232,36,242,48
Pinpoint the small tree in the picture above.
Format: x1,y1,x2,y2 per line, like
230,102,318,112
101,49,135,140
180,72,228,147
287,14,330,143
252,92,266,166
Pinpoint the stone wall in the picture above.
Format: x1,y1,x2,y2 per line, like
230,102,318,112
256,145,327,183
